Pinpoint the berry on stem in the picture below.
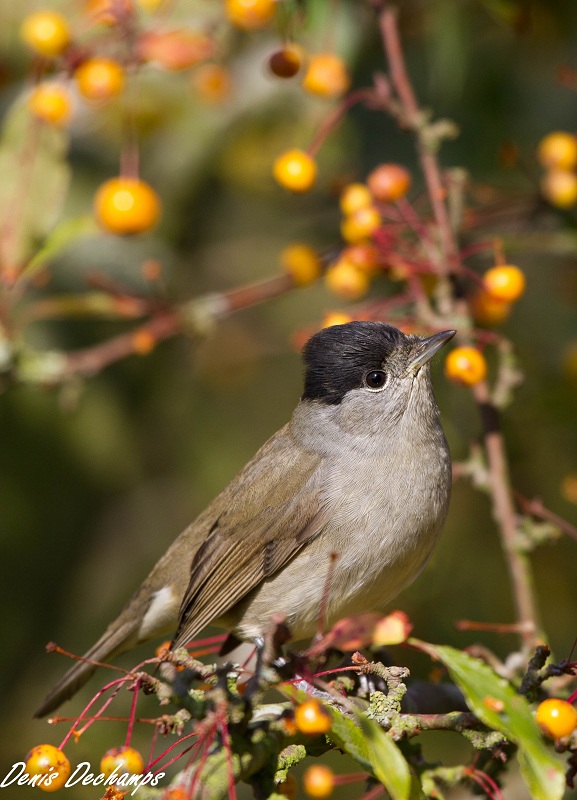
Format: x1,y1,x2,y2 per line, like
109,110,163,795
535,698,577,739
302,764,335,798
483,265,525,303
339,183,373,216
21,10,71,57
325,260,370,300
471,290,511,326
75,58,125,101
268,46,303,78
25,745,71,792
294,699,332,735
94,177,161,235
340,206,381,243
302,53,350,97
100,746,144,777
537,131,577,171
445,346,487,386
225,0,275,30
29,83,72,126
273,149,317,193
322,311,354,328
367,163,411,202
540,169,577,208
281,243,322,286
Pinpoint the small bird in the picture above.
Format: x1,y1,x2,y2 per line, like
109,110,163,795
35,321,455,717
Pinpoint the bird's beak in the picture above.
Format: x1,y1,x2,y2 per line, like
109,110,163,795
407,329,456,373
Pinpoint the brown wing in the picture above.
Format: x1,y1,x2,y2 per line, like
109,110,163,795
172,423,325,648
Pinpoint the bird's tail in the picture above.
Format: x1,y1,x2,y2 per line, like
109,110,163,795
34,620,138,718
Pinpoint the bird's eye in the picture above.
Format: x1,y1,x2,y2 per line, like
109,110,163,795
365,370,387,390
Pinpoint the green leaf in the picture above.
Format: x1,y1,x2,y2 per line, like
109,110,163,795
278,684,418,800
22,215,96,281
411,640,565,800
358,715,421,800
0,100,71,268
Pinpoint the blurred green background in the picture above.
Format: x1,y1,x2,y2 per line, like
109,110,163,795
1,0,577,796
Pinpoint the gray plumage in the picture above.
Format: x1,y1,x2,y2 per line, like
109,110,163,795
35,322,454,718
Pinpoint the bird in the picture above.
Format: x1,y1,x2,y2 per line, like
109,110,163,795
35,321,455,718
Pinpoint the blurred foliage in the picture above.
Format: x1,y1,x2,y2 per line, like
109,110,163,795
1,0,577,798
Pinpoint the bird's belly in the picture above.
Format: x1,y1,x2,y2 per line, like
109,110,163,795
230,459,448,643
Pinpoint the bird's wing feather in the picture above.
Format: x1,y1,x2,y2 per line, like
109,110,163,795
172,423,325,647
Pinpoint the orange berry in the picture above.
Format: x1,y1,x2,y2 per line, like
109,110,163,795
302,53,350,97
340,206,381,243
483,265,526,303
445,346,487,386
341,243,380,274
268,45,303,78
281,243,322,286
471,290,511,326
21,10,71,57
193,63,231,103
541,168,577,208
29,82,72,125
94,177,161,235
537,131,577,171
295,699,332,735
132,329,156,355
277,774,297,799
367,163,411,202
75,58,125,101
535,698,577,739
225,0,275,30
322,311,353,328
273,149,317,193
100,746,144,778
84,0,133,26
139,29,214,71
339,183,373,216
302,764,335,798
25,744,71,792
325,260,370,300
162,789,189,800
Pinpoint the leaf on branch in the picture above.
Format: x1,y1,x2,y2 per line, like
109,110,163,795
0,101,71,270
410,640,566,800
306,610,412,657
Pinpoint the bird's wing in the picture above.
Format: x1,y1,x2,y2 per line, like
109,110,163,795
172,423,325,648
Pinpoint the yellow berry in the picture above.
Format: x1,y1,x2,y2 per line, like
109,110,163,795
471,290,511,326
281,243,322,286
225,0,275,30
273,149,317,193
341,243,380,274
325,260,370,301
75,57,125,101
535,698,577,739
294,699,332,735
302,52,350,97
537,131,577,171
94,177,161,235
445,346,487,386
340,206,381,243
339,183,373,216
100,746,144,778
483,265,525,303
29,82,72,125
541,169,577,208
322,311,353,328
21,10,71,57
25,745,71,792
367,163,411,202
302,764,335,798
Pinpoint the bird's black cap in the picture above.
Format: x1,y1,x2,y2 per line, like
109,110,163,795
302,321,406,405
